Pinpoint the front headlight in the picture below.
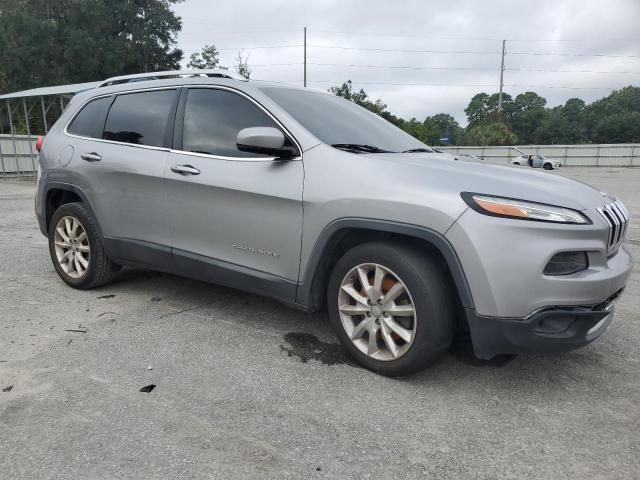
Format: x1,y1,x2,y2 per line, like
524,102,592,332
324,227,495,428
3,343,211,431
461,193,591,224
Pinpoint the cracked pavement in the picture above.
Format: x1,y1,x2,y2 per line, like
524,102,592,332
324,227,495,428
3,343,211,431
1,168,639,479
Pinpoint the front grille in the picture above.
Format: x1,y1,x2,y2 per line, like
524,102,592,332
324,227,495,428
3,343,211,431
597,199,630,254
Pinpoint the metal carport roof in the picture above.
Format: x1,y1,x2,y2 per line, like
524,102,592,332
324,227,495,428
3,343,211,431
0,81,101,100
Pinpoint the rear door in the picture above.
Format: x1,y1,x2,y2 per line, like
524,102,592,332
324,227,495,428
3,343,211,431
164,87,303,300
68,88,179,258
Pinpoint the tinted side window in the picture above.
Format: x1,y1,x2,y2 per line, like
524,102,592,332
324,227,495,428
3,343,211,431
103,90,176,147
182,89,285,158
67,97,112,138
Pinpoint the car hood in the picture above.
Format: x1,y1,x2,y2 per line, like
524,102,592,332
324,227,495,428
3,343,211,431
370,152,607,211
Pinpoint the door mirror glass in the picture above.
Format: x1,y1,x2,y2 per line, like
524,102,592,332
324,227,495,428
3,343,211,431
236,127,297,159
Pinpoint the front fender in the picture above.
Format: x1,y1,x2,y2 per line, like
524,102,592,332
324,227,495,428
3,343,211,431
295,217,474,310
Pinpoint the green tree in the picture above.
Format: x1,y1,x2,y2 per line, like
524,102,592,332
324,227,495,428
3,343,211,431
592,112,640,143
511,92,548,144
397,118,441,145
329,80,388,116
534,107,569,144
583,86,640,140
427,113,463,144
465,92,513,126
464,93,490,126
0,0,184,94
466,122,517,146
186,44,226,70
560,98,587,143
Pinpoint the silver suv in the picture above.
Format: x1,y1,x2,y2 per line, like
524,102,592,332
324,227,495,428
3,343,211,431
35,70,633,376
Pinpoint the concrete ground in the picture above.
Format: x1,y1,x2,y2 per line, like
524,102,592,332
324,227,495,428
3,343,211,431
1,168,639,479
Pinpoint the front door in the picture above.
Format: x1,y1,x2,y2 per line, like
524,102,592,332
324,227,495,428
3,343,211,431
165,87,303,301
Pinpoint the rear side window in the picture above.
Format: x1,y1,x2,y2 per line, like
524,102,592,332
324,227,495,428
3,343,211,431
67,97,112,138
181,88,286,158
103,89,176,147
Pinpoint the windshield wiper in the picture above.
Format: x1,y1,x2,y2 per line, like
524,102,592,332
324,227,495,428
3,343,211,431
331,143,393,154
402,148,433,153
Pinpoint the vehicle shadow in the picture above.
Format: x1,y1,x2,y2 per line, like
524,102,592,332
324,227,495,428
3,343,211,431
105,267,613,396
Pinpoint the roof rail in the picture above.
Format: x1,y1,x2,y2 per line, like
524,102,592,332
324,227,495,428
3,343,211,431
98,69,245,87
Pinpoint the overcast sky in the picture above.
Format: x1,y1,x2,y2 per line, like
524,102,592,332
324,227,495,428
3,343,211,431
172,0,640,126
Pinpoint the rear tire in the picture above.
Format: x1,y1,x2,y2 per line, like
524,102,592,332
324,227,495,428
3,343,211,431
327,242,455,377
48,202,116,289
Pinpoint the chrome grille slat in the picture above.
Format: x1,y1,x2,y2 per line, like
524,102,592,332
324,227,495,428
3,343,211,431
597,199,630,254
610,204,624,243
612,204,627,242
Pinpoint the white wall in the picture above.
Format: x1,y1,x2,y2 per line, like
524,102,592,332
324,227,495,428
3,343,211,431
438,144,640,167
0,134,38,175
2,135,640,176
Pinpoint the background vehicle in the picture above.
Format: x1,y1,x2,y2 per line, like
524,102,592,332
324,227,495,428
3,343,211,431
455,153,484,161
35,70,631,376
511,154,561,170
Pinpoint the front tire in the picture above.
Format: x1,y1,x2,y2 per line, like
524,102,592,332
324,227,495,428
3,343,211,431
327,242,455,376
48,202,116,289
543,163,553,170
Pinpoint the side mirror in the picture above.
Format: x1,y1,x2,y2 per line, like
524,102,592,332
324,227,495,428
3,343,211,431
236,127,297,159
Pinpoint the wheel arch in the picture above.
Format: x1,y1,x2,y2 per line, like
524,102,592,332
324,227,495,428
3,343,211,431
43,183,103,237
296,218,474,314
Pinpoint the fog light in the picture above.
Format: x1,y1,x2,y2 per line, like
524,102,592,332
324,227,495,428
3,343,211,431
544,251,588,276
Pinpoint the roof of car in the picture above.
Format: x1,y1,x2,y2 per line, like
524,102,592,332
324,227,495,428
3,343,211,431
0,69,322,102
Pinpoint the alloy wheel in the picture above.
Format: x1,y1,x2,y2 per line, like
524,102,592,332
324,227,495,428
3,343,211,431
338,263,417,361
53,216,90,279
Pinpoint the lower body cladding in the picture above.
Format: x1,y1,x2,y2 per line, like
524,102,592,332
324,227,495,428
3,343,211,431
465,290,621,359
446,208,633,359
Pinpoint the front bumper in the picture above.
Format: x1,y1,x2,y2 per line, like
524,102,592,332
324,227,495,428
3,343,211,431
466,289,622,359
446,208,633,318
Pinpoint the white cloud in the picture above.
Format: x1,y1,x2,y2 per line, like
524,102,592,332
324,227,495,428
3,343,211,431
172,0,640,125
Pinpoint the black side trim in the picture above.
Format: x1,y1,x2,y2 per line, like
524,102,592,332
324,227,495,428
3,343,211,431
41,181,103,236
101,237,298,304
103,237,174,271
296,218,474,309
173,248,297,303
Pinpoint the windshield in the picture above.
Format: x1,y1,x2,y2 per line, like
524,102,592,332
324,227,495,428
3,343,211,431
260,87,429,153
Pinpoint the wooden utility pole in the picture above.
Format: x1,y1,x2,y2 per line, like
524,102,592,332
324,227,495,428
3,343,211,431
498,39,506,112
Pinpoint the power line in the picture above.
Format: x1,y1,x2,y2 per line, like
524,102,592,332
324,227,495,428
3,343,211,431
180,30,300,36
183,45,302,52
307,44,640,59
248,62,640,75
304,80,624,90
506,68,640,75
308,44,500,55
307,30,502,42
177,21,639,44
179,20,299,32
508,51,640,58
310,63,497,71
307,29,640,43
307,81,499,87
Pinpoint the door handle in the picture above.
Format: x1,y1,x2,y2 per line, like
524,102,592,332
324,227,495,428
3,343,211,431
171,164,201,176
81,152,102,162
